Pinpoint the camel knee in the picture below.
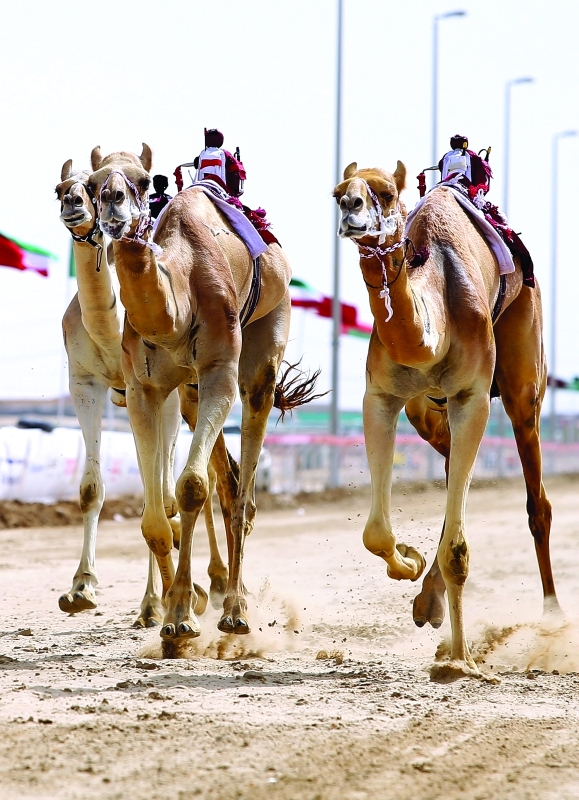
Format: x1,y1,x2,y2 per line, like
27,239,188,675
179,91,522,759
440,536,469,586
363,519,395,558
177,469,209,514
141,525,172,558
79,468,104,514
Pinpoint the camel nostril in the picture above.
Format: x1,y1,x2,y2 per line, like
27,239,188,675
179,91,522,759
340,197,350,211
353,197,363,210
113,190,125,204
63,194,73,206
73,196,84,207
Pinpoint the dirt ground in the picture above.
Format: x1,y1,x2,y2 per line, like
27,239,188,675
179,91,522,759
1,475,579,800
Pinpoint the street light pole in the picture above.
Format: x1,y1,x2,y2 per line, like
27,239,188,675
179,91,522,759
550,129,578,440
329,0,343,485
432,10,467,182
502,77,534,219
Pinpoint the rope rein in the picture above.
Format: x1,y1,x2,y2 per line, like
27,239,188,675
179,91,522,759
353,180,419,323
99,171,163,257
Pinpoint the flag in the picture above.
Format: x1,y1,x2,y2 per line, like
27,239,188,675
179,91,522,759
0,232,56,277
289,277,372,338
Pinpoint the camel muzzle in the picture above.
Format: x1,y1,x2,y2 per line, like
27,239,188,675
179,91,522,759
61,194,92,227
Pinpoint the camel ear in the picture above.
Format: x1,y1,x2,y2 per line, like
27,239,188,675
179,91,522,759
393,160,406,193
90,146,102,172
139,143,152,172
60,159,73,182
343,162,358,180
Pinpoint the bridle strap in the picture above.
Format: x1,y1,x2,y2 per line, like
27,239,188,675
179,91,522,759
67,183,104,272
99,170,162,256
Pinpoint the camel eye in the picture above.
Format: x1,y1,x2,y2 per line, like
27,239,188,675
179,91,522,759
139,177,151,192
380,192,393,203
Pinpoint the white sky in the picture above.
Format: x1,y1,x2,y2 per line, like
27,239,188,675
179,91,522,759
1,0,579,414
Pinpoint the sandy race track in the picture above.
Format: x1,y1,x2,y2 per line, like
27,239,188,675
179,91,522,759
1,475,579,799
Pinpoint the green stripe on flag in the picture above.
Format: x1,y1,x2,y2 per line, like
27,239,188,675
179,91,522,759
0,232,57,260
68,242,76,277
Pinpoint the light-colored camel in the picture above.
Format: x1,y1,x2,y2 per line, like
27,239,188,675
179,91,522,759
333,161,557,680
87,144,303,642
55,163,219,624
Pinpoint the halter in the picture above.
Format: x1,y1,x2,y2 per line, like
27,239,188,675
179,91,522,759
353,180,406,323
99,170,163,256
65,182,104,272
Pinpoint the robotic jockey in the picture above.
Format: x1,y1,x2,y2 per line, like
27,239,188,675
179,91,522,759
192,128,246,197
438,134,492,206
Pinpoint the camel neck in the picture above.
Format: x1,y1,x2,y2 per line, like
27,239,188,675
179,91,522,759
360,250,434,366
72,237,121,347
112,240,180,340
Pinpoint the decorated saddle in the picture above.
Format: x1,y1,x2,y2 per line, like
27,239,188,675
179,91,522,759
407,185,535,288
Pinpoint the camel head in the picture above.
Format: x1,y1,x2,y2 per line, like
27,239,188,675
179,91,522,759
333,161,406,242
55,159,97,235
88,144,152,240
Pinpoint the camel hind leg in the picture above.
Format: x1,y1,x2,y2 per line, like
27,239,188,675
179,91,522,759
493,284,560,614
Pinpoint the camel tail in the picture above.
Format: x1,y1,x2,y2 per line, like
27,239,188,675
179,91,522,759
274,360,328,423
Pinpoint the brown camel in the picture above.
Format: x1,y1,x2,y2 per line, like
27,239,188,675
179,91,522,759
55,162,224,624
333,161,557,679
87,144,307,642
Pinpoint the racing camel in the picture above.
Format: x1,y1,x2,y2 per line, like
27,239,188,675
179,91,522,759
88,144,312,642
333,161,557,679
55,162,215,625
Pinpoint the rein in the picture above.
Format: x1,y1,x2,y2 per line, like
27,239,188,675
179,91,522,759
99,171,163,256
352,180,428,323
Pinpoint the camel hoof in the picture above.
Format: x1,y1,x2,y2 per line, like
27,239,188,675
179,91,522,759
413,586,446,629
430,659,499,685
58,590,96,614
161,624,176,640
234,618,250,635
218,615,235,634
385,544,426,582
177,622,200,638
193,583,208,616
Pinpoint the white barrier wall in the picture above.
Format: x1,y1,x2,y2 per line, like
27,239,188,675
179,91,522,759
1,425,578,503
0,425,242,504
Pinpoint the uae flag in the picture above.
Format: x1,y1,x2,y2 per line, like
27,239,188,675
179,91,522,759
0,232,56,277
290,277,372,338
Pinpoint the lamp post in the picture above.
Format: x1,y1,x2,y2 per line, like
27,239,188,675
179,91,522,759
550,129,578,440
329,0,344,485
432,10,467,177
503,77,534,219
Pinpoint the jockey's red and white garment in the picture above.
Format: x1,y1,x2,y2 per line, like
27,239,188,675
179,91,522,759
441,148,472,182
196,147,228,186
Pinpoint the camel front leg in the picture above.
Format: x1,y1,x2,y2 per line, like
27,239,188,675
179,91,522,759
59,376,108,614
162,362,238,641
363,388,426,581
126,384,175,603
431,390,490,680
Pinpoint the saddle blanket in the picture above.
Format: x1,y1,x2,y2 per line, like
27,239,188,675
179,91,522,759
153,180,268,260
406,186,515,276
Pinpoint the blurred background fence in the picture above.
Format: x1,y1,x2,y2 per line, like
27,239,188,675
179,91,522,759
265,433,579,494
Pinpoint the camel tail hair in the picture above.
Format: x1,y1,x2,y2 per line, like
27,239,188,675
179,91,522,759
274,359,329,423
